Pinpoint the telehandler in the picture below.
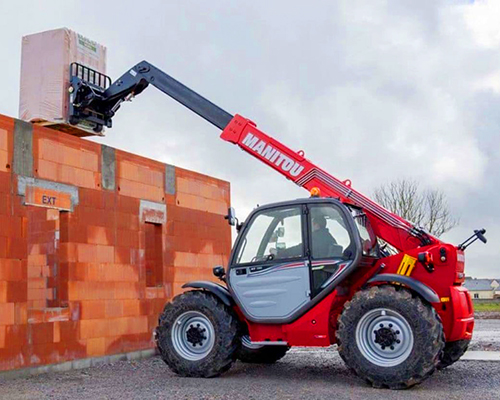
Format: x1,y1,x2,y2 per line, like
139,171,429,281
67,61,486,389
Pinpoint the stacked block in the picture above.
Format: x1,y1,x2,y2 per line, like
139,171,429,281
0,113,231,372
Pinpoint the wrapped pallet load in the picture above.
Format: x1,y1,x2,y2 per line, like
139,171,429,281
19,28,107,137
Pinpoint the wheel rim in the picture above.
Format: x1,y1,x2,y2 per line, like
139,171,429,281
171,311,215,361
241,335,264,350
355,308,414,367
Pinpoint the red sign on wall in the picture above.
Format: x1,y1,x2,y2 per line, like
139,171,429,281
24,186,72,211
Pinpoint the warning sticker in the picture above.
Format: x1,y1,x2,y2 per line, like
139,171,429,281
397,254,417,277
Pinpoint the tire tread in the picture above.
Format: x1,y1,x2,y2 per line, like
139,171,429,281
156,290,240,378
336,285,444,389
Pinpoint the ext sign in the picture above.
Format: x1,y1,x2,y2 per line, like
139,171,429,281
24,186,72,211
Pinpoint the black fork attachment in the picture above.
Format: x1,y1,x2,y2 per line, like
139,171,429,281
68,63,112,133
68,61,233,133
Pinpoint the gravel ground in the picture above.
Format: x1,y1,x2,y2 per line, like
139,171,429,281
470,319,500,351
1,319,499,400
475,311,500,320
1,350,500,400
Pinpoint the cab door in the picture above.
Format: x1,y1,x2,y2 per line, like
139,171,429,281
228,205,311,321
306,203,359,298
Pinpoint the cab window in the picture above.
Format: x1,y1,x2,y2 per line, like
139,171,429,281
308,204,355,295
235,206,304,265
309,205,354,260
350,207,379,257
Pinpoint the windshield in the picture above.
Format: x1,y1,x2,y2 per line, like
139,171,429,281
235,206,303,265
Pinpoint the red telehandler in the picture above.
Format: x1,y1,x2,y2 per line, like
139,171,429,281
68,61,487,389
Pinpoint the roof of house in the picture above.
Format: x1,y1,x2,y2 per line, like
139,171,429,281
464,278,496,291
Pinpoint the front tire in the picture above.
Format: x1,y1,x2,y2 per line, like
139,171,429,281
156,290,240,377
337,286,444,389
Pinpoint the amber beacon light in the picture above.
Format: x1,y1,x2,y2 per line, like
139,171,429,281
310,187,321,197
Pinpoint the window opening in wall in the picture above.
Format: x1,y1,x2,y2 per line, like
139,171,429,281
53,211,69,307
145,222,164,287
27,208,69,309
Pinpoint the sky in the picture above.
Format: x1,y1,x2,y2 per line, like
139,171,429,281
0,0,498,277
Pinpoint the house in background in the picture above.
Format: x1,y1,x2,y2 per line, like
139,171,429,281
464,278,499,299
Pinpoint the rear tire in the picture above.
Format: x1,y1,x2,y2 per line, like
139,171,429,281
237,336,289,364
336,285,444,389
155,290,240,377
437,339,470,370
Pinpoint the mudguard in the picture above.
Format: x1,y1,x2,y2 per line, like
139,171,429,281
367,273,440,304
182,281,234,307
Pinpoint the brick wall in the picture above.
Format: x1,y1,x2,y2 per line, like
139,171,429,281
0,114,231,371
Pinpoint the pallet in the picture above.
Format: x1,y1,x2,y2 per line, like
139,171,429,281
31,119,105,138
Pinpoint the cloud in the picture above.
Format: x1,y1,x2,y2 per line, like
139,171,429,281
0,0,498,277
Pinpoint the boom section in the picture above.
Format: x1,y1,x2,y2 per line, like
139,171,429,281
69,61,233,131
220,115,438,251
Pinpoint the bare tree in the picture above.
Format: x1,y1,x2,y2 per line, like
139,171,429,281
374,179,458,237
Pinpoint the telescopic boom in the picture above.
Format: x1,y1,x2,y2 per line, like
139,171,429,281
68,60,438,251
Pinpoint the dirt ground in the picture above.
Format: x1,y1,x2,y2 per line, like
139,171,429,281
1,318,499,400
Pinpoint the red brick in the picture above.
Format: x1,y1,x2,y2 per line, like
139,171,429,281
0,128,8,151
36,159,58,181
14,303,27,324
30,322,54,345
0,259,24,281
79,319,108,339
96,245,114,263
80,300,106,320
105,300,123,318
116,229,139,248
87,226,111,245
59,243,77,262
0,236,8,258
0,172,11,194
0,193,10,216
7,281,28,302
87,337,106,356
0,326,5,348
80,188,105,209
118,178,164,202
53,321,61,343
58,320,80,343
114,246,131,264
77,243,97,263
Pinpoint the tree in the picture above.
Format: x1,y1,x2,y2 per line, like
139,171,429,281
373,179,458,237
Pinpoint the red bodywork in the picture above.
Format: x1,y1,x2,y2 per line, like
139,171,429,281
221,115,473,346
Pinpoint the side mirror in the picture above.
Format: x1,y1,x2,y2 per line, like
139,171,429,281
475,229,487,244
458,228,487,250
213,266,226,281
224,207,236,226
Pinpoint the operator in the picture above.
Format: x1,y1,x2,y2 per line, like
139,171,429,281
310,216,337,258
271,216,337,259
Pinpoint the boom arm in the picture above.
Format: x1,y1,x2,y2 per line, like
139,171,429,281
68,60,439,252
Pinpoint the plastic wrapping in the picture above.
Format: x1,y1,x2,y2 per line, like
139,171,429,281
19,28,107,135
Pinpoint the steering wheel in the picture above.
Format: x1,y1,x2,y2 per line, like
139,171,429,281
250,253,275,263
